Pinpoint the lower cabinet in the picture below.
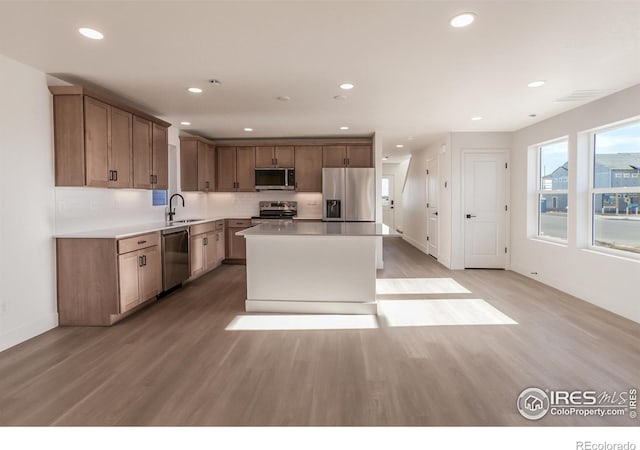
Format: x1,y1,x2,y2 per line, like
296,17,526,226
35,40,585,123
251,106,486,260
189,220,225,278
56,231,162,326
118,244,161,313
225,218,252,262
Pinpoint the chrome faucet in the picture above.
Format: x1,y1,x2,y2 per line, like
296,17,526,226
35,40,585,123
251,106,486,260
167,193,185,222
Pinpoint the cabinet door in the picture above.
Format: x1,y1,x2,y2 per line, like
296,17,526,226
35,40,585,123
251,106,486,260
323,145,347,168
133,116,153,189
190,234,205,277
197,142,216,192
139,245,161,301
180,140,198,191
255,146,275,168
227,227,247,259
216,147,236,192
152,123,168,189
84,97,110,187
204,232,217,270
275,146,294,168
215,230,225,263
109,107,133,188
347,145,373,168
295,146,323,192
236,146,255,191
206,143,216,192
118,251,141,313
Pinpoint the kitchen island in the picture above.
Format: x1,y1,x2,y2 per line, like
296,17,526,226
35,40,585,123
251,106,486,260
237,222,399,314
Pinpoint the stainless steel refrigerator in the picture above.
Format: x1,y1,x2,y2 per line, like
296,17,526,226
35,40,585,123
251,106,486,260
322,168,375,222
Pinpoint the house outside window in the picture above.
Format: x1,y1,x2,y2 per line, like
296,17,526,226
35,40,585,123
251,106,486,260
591,121,640,254
537,139,569,241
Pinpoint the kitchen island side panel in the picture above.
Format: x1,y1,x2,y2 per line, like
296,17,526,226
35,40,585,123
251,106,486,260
244,235,377,303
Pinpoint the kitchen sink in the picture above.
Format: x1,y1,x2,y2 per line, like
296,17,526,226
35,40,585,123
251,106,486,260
171,219,204,224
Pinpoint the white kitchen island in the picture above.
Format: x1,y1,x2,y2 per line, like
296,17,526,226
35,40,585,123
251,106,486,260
237,222,398,314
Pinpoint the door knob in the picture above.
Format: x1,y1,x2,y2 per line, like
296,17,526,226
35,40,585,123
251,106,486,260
466,214,477,219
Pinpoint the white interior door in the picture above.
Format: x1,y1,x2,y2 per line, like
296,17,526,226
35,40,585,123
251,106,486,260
426,159,438,257
463,152,507,268
381,175,395,230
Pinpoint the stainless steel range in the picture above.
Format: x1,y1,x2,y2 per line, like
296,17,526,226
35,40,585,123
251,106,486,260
251,201,297,225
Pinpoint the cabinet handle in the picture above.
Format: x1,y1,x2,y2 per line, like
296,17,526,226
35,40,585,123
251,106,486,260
108,170,113,181
113,170,118,181
137,240,147,244
143,255,147,266
154,175,158,184
344,158,347,166
346,158,350,166
150,174,154,185
138,255,144,267
203,237,208,246
216,234,219,241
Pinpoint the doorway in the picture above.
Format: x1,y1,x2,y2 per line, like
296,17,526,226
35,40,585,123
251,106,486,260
381,175,395,230
425,159,438,258
463,151,508,268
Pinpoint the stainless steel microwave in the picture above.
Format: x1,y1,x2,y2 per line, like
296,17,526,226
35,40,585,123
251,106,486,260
255,168,295,190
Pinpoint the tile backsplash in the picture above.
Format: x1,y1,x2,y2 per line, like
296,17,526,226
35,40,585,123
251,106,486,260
55,187,322,234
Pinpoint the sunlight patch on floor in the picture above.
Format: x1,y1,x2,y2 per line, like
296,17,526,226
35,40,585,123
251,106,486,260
376,278,472,295
377,299,517,327
225,314,379,331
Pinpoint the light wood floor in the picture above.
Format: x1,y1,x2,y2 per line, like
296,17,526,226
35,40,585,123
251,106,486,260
1,238,638,426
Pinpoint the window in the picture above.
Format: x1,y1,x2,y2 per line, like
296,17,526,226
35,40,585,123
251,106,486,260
591,121,640,254
537,139,569,240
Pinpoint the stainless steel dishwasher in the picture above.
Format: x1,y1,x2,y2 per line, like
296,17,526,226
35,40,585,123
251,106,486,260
162,226,190,291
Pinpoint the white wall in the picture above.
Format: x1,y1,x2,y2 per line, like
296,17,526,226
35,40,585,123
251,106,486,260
0,55,58,351
511,84,640,323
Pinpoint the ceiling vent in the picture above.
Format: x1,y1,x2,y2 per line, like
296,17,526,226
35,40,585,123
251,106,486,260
555,89,613,102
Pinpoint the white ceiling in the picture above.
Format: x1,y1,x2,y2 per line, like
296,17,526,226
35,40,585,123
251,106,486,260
1,1,639,158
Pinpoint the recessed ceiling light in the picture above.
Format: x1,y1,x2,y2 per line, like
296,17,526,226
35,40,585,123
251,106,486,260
187,87,203,94
180,121,191,126
339,83,354,90
78,27,104,40
333,95,347,101
396,144,404,148
277,96,291,101
471,116,483,121
528,80,546,88
340,126,349,130
450,13,476,28
244,127,253,132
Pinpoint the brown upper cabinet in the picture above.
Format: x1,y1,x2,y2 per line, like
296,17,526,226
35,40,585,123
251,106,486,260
216,146,255,192
180,137,216,192
294,146,323,192
255,146,294,168
322,144,373,168
133,118,168,190
50,86,170,189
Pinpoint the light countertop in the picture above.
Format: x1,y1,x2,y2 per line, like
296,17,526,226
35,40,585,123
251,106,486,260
55,217,232,239
237,222,400,237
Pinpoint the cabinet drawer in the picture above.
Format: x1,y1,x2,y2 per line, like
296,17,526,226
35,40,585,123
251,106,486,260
190,221,215,236
118,232,160,254
215,220,225,231
226,218,252,228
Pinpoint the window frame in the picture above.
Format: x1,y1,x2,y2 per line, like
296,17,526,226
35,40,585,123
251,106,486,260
588,119,640,258
536,138,569,243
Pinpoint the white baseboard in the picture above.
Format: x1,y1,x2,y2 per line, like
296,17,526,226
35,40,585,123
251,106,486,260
402,234,429,254
0,313,58,353
246,300,377,315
